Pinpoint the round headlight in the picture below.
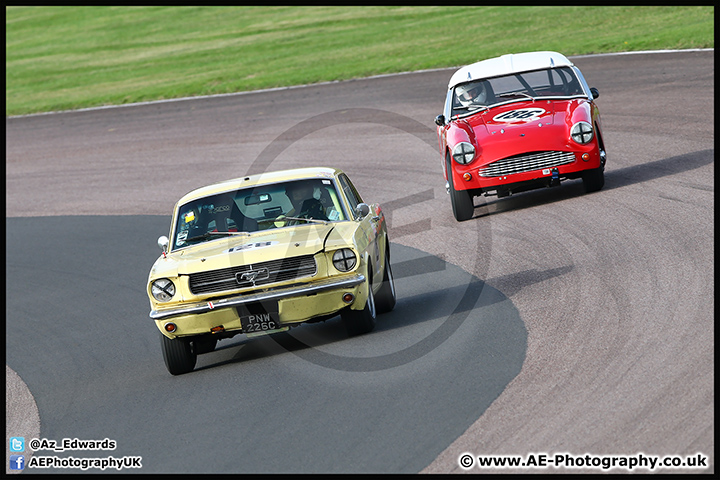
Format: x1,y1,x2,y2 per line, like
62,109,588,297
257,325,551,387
452,142,476,164
332,249,357,272
571,121,594,144
151,278,176,302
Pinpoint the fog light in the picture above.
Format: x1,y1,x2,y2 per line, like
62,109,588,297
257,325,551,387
342,293,355,304
582,153,590,161
164,322,177,333
463,172,472,181
210,325,225,334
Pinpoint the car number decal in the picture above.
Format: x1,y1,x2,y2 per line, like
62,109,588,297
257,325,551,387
492,108,546,123
226,241,278,254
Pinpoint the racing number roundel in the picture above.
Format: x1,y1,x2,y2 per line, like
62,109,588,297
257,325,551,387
492,107,545,123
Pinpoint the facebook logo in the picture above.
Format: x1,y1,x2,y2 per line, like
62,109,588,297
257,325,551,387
10,436,25,452
10,455,25,470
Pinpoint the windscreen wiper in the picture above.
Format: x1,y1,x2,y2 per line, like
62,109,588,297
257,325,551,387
185,231,251,242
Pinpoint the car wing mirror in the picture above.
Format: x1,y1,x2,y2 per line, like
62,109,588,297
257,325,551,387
354,203,370,219
434,114,446,126
158,235,169,253
590,87,599,100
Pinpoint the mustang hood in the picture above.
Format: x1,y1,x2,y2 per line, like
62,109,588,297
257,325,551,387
169,224,336,275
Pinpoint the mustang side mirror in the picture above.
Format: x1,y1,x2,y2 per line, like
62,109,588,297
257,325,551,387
590,87,599,100
434,114,446,126
158,235,169,253
355,203,370,219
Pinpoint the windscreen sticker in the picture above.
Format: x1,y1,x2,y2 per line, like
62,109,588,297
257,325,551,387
492,108,546,123
212,204,231,214
226,241,278,254
176,230,188,246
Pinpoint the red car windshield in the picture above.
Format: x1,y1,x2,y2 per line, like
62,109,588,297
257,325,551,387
452,66,585,116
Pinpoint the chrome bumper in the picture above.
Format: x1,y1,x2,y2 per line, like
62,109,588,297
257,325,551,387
149,274,365,321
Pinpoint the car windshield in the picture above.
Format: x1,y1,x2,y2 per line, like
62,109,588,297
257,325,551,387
172,178,348,250
451,66,585,117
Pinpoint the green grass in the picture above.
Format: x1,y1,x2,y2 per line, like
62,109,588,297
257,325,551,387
5,6,714,116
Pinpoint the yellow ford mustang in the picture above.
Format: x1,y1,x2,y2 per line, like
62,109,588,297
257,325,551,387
147,167,396,375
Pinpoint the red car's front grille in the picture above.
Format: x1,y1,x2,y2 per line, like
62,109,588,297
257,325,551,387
478,151,576,177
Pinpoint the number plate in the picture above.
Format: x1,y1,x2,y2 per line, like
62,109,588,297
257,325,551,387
238,303,287,337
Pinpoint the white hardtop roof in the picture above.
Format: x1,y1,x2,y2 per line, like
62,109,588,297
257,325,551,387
448,51,574,89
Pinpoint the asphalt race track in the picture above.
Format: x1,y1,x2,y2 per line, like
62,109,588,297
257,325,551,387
6,50,713,474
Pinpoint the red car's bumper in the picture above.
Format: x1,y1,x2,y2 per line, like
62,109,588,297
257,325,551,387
450,144,602,194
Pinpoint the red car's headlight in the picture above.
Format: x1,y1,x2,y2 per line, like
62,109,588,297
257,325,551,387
452,142,476,164
571,121,594,145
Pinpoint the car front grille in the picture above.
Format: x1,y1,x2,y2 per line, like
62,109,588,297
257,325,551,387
188,255,317,295
478,151,576,177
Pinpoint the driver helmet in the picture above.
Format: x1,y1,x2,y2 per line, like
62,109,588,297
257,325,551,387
456,82,487,106
285,181,315,205
286,181,313,196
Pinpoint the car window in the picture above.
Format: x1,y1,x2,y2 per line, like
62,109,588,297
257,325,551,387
338,174,363,217
172,178,348,250
452,66,585,117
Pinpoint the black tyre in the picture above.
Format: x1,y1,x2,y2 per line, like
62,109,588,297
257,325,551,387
342,280,377,336
582,165,605,193
447,155,474,221
374,248,396,314
160,334,197,375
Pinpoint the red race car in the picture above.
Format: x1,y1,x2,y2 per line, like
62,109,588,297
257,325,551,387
435,51,607,221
